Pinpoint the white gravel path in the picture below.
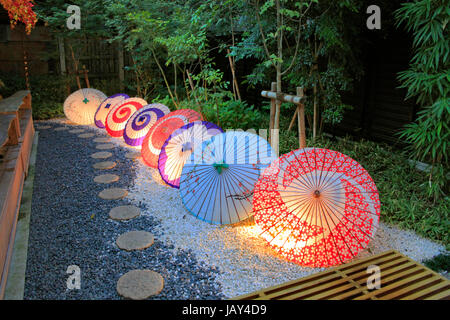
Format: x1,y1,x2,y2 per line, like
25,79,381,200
127,159,447,298
44,119,448,298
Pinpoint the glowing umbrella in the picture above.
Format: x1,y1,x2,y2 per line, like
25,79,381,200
123,104,170,148
105,98,147,137
94,93,129,128
158,121,223,188
63,88,107,125
252,147,380,268
141,109,202,168
179,131,276,225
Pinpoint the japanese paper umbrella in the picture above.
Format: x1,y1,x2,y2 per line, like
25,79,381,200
179,131,276,225
141,109,203,168
252,147,380,268
158,121,223,188
94,93,129,128
63,88,107,125
123,104,170,148
105,98,147,137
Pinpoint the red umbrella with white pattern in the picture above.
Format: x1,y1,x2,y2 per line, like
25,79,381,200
253,147,380,268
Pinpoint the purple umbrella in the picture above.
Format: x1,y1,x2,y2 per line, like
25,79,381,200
158,121,223,188
123,104,170,148
95,93,129,128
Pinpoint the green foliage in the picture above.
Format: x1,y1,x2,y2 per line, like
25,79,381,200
423,253,450,273
395,0,450,201
233,0,364,133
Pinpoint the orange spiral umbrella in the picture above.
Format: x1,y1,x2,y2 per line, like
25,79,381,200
253,148,380,268
105,97,147,138
141,109,202,168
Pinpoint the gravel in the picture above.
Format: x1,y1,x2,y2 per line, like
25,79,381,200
24,119,224,300
25,118,447,300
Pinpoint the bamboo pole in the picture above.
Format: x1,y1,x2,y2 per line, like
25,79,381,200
288,108,298,131
269,82,276,142
297,87,306,149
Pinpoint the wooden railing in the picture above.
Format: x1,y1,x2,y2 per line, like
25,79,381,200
0,90,34,299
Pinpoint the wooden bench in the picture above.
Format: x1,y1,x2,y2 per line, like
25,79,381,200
233,250,450,300
0,90,34,299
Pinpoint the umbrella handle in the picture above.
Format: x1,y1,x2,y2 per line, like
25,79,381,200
213,163,229,174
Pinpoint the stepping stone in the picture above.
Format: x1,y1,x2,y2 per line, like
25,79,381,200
91,151,112,159
69,129,85,133
116,231,154,251
96,143,115,150
78,133,95,138
125,151,141,160
98,188,128,200
93,137,111,143
93,161,116,170
117,270,164,300
109,205,140,221
55,127,69,131
94,173,119,184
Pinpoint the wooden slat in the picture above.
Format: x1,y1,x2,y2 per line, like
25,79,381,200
400,281,450,300
270,274,352,300
424,289,450,300
233,250,450,300
255,272,342,300
381,276,444,300
353,270,434,300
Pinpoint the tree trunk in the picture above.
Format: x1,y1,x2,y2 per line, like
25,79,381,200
151,49,178,108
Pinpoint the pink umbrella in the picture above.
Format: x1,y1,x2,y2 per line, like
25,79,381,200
158,121,223,188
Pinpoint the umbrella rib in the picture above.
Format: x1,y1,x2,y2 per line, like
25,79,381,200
318,198,360,260
316,148,328,192
201,170,220,222
288,193,319,266
313,198,346,265
291,151,317,189
256,193,315,237
224,166,260,220
317,155,365,191
319,196,372,255
220,169,238,224
279,154,315,190
224,169,250,221
267,195,315,249
273,198,316,259
221,169,245,223
181,166,217,217
316,197,331,267
315,149,339,191
329,197,381,215
321,196,377,242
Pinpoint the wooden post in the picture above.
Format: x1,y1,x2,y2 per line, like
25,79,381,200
269,82,276,141
288,108,298,131
261,85,306,154
82,65,90,88
297,87,306,149
118,43,124,91
58,37,66,75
